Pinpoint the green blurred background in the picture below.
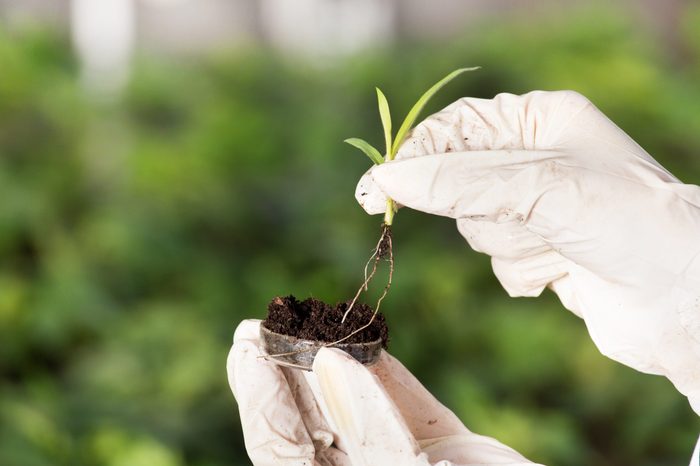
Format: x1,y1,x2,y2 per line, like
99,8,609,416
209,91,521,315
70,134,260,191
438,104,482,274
1,2,700,465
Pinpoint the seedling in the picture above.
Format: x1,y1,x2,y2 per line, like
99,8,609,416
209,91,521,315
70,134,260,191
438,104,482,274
345,67,479,227
260,68,478,370
342,67,478,321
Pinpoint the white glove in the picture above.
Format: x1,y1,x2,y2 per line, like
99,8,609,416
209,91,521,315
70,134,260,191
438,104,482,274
228,319,543,466
356,90,700,415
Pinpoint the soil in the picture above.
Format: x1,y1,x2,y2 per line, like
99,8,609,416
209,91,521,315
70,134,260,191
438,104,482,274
262,295,389,348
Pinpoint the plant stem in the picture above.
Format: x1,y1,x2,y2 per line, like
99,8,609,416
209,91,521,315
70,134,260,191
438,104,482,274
384,198,395,225
383,144,397,226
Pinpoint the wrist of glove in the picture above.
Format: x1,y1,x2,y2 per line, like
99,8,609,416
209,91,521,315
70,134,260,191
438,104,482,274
356,90,700,414
228,319,542,466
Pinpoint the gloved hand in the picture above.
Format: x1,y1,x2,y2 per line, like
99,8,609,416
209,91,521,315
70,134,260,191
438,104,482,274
356,90,700,414
228,319,543,466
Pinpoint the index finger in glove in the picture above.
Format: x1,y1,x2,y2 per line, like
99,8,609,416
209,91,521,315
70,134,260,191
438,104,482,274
354,91,591,215
370,149,564,221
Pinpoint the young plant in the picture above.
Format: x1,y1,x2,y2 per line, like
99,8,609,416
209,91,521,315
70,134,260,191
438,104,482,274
345,67,479,227
341,67,478,324
260,69,482,365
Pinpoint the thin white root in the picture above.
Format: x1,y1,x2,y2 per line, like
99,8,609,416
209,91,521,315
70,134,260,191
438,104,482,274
363,248,379,291
341,226,388,323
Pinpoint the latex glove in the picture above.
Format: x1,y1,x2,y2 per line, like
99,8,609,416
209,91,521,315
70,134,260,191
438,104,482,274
356,90,700,414
228,319,543,466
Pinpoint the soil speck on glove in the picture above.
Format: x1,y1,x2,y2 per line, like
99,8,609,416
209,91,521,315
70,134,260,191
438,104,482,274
262,296,389,348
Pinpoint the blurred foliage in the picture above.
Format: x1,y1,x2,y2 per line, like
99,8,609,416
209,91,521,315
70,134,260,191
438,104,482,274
1,6,699,466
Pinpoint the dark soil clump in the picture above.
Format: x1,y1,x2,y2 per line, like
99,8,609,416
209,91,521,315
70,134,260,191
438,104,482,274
262,295,389,348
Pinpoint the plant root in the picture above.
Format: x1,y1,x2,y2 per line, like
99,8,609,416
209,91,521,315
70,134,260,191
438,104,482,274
341,223,393,324
377,223,393,259
329,223,394,347
330,229,392,346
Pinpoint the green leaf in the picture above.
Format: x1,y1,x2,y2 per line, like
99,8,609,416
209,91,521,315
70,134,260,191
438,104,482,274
391,67,480,157
344,138,384,165
376,87,392,157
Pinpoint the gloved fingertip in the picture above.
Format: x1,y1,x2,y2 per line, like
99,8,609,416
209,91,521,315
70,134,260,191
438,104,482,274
227,338,262,393
233,319,262,344
355,171,387,215
228,338,258,370
368,161,392,184
370,157,446,215
313,347,358,373
369,162,405,199
491,258,546,298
